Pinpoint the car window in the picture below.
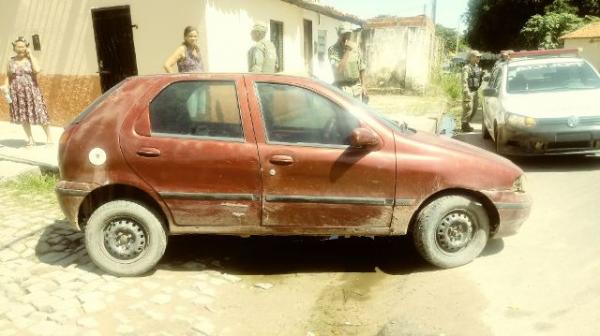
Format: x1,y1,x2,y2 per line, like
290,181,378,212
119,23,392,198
488,68,501,90
256,83,359,146
149,81,243,139
507,61,600,93
493,68,503,90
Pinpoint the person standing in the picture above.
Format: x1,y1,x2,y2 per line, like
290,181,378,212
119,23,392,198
248,22,277,73
1,36,51,146
461,50,483,132
163,26,204,73
328,24,368,101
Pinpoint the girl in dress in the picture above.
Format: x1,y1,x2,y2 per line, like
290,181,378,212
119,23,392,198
2,36,51,146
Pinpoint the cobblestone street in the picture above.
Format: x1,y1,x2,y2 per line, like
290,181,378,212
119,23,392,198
0,186,235,336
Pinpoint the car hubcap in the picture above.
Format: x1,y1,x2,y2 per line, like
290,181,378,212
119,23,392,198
436,211,474,253
103,218,147,260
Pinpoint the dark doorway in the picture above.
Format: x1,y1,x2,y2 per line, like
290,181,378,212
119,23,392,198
91,6,138,92
303,19,313,74
270,20,284,72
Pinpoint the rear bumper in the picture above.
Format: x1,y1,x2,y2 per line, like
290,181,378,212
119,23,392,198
482,189,532,238
55,180,96,231
499,124,600,156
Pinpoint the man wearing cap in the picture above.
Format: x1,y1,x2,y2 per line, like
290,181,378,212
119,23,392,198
461,50,483,132
328,24,368,100
248,22,278,73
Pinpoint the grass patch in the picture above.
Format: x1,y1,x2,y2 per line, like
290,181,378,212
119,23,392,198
0,171,58,204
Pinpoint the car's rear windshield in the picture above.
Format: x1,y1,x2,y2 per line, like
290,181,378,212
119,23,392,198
69,81,125,125
507,61,600,93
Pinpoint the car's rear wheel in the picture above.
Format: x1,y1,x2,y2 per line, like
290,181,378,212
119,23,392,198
85,200,167,277
413,195,490,268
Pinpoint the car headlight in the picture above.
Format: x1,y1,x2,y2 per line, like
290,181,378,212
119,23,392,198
506,113,536,128
511,175,527,193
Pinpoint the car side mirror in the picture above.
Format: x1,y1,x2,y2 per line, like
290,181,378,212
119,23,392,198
482,88,498,97
350,128,379,148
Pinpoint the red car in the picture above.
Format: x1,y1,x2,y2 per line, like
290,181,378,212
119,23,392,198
56,73,531,276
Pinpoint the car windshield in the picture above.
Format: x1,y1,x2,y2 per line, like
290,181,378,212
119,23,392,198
315,79,411,133
507,61,600,93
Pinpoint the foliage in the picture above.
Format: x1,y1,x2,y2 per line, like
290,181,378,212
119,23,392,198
436,24,466,54
1,172,58,203
464,0,600,51
520,11,597,49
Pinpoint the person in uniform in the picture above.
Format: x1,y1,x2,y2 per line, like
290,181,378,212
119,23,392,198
248,22,278,73
328,24,368,101
461,50,484,132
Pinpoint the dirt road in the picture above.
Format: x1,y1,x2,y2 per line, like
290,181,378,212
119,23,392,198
2,120,600,335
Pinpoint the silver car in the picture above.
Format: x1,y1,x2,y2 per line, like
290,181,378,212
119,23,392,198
482,55,600,155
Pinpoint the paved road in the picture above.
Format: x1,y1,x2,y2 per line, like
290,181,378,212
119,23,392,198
1,123,600,335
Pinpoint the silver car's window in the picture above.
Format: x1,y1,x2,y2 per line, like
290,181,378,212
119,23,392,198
507,61,600,93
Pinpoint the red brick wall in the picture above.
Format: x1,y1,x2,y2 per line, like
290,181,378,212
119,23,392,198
0,74,102,126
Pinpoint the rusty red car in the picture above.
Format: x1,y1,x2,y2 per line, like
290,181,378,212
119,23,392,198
56,73,531,276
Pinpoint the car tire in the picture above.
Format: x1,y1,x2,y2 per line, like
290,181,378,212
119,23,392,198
85,200,167,277
482,121,491,139
413,195,490,268
494,125,504,155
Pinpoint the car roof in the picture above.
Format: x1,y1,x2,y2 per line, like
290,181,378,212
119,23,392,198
507,56,585,67
132,72,314,81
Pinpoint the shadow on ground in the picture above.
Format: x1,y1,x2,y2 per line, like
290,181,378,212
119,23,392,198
0,139,29,149
35,220,505,277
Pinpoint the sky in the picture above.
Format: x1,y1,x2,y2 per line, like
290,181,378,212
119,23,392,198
320,0,470,29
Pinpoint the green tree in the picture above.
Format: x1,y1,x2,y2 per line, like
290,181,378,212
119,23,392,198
520,3,599,49
435,24,466,54
464,0,599,51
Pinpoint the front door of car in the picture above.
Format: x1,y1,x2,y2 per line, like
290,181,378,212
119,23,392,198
247,80,396,228
121,78,262,227
484,68,503,134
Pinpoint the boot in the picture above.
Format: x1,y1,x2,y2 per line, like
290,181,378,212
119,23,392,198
461,122,474,132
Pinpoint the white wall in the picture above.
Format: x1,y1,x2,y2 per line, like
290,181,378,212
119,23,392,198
0,0,355,80
0,0,206,76
363,25,436,91
565,39,600,72
203,0,355,81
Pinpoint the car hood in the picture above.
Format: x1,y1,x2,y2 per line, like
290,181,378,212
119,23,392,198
503,88,600,118
399,130,522,189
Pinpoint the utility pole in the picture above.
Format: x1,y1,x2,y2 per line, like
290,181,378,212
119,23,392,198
432,0,437,25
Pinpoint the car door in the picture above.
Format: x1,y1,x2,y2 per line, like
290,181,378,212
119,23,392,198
245,77,396,229
120,76,262,227
484,67,504,137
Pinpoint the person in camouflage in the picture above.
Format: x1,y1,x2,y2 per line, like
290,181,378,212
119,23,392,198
461,50,483,132
248,22,278,73
328,24,368,101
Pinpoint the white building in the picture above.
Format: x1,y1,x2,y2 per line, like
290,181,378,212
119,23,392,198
0,0,362,124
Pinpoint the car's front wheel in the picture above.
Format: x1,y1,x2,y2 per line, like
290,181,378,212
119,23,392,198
413,195,490,268
85,200,167,276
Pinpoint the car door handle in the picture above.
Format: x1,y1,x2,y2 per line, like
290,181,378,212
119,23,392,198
136,147,161,157
269,154,294,165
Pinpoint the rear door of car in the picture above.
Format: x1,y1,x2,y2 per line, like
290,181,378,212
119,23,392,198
244,75,396,229
120,75,262,227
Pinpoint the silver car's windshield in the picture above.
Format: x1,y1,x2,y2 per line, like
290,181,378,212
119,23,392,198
507,61,600,93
